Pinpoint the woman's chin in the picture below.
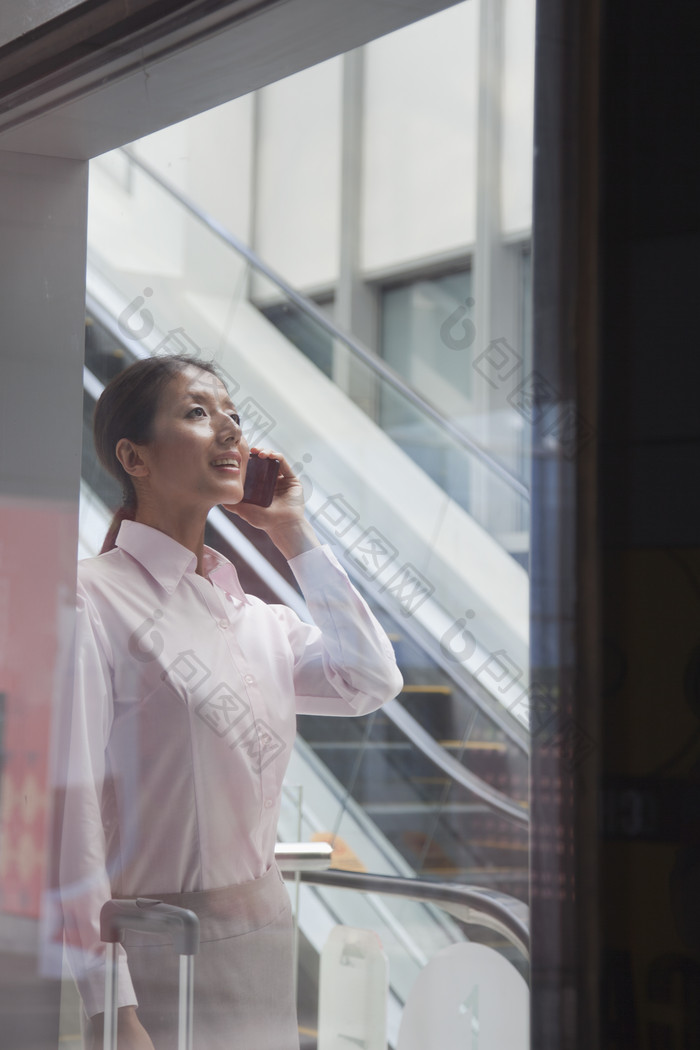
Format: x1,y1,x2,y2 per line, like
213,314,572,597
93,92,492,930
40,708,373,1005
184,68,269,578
215,480,244,507
220,493,245,511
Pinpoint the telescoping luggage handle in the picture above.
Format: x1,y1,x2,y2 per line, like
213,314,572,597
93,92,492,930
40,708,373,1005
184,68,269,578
100,898,200,1050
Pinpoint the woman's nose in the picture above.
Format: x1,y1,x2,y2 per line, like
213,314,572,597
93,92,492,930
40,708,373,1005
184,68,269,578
217,411,242,444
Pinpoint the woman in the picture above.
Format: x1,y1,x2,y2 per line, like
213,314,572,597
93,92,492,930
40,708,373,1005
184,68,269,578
60,354,402,1050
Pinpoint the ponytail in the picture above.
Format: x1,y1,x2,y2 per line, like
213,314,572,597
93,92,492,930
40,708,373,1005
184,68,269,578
100,503,136,555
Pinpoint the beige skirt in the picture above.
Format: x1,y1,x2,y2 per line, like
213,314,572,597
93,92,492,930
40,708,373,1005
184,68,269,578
121,865,300,1050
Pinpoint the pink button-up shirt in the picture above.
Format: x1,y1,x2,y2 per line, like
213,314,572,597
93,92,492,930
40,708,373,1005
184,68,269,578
60,520,402,1016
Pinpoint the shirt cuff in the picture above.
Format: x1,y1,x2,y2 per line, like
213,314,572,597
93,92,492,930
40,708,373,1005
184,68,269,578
287,543,346,584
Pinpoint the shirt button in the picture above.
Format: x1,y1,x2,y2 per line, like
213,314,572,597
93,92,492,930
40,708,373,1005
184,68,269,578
264,799,274,809
244,674,255,685
218,619,229,630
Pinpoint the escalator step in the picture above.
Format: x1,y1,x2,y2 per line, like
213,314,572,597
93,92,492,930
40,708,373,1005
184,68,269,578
437,740,507,751
399,684,452,695
305,739,505,751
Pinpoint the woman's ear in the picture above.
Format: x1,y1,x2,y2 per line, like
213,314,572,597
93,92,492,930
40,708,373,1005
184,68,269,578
115,438,149,478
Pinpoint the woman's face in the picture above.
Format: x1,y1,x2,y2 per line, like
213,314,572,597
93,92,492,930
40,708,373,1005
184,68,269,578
128,365,250,511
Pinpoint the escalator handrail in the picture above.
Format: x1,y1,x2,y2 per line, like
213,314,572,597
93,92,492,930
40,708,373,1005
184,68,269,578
116,146,529,502
295,868,529,960
384,697,528,825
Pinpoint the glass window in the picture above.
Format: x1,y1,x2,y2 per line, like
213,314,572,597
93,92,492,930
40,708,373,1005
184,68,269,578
380,270,474,428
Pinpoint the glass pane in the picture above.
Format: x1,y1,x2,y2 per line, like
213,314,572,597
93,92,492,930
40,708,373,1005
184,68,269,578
382,273,474,418
79,38,534,1039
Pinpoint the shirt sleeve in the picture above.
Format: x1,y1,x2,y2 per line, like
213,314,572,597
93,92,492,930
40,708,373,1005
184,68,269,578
58,583,137,1018
282,545,403,716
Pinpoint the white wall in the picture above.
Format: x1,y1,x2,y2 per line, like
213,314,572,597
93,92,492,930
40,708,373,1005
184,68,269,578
131,97,256,245
253,58,343,292
91,98,257,306
188,98,256,246
361,2,479,273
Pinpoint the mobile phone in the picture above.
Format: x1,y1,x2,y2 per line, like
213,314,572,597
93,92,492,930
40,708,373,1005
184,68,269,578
242,454,280,507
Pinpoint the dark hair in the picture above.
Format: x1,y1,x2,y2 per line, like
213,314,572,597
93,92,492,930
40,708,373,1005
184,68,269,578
94,354,225,553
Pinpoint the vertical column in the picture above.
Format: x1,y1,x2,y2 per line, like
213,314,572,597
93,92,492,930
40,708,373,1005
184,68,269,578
335,47,379,418
473,0,504,363
0,148,88,1046
528,0,602,1043
473,0,522,534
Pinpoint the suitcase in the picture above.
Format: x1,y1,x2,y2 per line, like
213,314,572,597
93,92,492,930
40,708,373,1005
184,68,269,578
100,897,200,1050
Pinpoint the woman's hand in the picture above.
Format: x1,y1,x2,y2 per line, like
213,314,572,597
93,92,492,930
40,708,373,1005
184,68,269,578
89,1006,155,1050
223,450,320,559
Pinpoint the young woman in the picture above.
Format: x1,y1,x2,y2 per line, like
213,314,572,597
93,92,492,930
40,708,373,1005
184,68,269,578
60,354,402,1050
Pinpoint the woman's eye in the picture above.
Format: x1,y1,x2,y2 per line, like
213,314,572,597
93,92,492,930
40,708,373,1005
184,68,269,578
230,413,241,426
188,406,206,418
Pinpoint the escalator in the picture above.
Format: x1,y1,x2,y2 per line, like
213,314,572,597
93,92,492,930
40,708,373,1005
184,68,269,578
83,146,531,909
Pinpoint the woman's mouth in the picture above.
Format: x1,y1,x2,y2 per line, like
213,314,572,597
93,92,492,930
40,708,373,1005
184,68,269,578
211,456,241,473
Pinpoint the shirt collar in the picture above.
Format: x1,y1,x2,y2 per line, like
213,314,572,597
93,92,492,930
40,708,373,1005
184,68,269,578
115,520,250,603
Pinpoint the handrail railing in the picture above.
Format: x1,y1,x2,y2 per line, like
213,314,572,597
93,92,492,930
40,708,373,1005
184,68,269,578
294,868,529,961
274,841,334,871
118,146,529,502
